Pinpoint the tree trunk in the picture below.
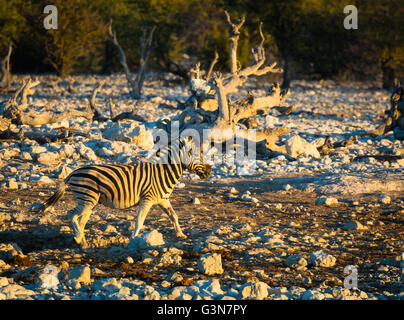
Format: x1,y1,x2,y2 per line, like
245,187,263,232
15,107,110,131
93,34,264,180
381,57,395,90
281,54,290,89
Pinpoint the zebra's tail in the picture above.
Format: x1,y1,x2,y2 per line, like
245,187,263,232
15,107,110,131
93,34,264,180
33,181,66,214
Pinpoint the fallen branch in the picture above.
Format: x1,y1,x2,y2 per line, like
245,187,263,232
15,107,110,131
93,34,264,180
318,135,357,156
0,127,88,144
2,78,93,126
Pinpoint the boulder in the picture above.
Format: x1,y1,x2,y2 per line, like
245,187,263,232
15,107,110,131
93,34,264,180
309,251,336,267
239,281,269,300
66,265,91,289
197,253,224,275
103,122,153,150
128,230,165,251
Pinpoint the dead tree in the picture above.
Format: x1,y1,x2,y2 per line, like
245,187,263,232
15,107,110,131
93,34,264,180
1,78,93,126
178,13,287,154
0,42,13,91
107,20,156,99
87,80,146,123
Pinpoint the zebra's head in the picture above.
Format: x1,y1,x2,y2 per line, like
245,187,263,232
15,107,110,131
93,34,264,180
179,136,212,179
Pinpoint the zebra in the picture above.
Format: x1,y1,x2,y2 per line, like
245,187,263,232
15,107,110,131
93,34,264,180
36,137,211,248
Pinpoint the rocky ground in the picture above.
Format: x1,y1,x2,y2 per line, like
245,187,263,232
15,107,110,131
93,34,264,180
0,74,403,300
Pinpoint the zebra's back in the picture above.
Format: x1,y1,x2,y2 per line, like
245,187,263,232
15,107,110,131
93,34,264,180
66,164,142,209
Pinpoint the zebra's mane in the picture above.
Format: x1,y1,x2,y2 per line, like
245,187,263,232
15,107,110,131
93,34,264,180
147,138,189,165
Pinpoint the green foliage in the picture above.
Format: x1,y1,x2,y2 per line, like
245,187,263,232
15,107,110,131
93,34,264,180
1,0,403,84
0,0,27,48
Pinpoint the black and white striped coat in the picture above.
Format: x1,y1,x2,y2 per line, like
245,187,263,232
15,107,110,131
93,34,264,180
38,137,211,248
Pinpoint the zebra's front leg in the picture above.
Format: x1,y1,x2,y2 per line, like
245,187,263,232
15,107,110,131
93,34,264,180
158,199,187,239
130,199,153,239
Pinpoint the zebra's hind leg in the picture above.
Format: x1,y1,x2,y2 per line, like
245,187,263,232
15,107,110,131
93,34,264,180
67,202,95,249
158,199,187,239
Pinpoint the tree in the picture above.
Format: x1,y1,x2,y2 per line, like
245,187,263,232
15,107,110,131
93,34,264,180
358,0,404,89
43,0,106,77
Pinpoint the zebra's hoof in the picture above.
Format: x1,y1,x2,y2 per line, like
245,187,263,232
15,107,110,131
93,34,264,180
176,233,187,240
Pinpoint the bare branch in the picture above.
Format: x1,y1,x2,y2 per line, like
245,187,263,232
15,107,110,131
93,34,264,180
107,20,136,94
205,51,219,81
224,11,245,74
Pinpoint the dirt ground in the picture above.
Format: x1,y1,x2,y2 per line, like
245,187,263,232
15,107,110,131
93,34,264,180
0,174,403,297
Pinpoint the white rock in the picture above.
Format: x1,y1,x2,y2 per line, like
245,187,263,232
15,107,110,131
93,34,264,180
309,251,336,267
192,197,200,205
286,135,321,159
197,253,223,275
103,122,154,150
67,265,91,289
239,281,269,300
36,151,59,164
77,143,98,161
0,284,36,299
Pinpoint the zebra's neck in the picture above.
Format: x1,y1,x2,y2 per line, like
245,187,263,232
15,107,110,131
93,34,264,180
162,162,184,187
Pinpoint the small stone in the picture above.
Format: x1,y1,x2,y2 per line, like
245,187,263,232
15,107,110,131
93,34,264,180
5,179,18,190
38,176,54,184
229,187,239,194
342,220,367,231
283,184,292,191
284,254,308,268
176,182,186,188
192,197,200,205
316,196,338,206
101,224,117,234
197,253,223,275
378,195,391,205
